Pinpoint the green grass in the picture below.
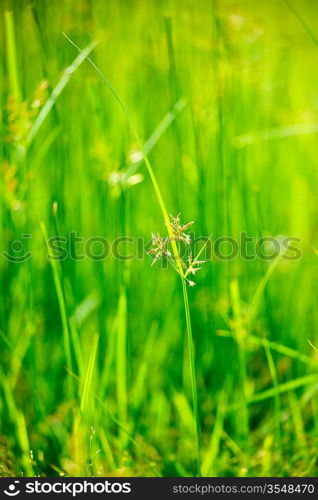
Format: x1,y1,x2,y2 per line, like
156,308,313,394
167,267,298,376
1,0,318,477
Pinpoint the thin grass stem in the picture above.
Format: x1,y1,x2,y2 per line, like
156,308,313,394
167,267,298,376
65,34,201,475
182,278,201,477
63,33,183,276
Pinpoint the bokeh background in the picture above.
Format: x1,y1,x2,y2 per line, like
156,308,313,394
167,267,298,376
1,0,318,477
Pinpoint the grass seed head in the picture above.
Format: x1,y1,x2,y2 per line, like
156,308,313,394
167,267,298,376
149,214,206,285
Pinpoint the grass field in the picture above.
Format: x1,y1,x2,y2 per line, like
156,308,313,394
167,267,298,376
1,0,318,477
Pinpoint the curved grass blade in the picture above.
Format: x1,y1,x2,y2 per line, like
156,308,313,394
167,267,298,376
27,40,98,146
123,97,187,182
40,221,73,395
63,33,183,275
227,374,318,410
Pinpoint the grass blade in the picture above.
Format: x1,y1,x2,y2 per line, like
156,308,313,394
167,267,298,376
5,11,21,103
27,40,98,146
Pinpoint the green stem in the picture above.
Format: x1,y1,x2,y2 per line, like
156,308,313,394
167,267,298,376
5,11,21,103
182,277,201,477
65,34,200,475
63,33,184,277
40,221,73,397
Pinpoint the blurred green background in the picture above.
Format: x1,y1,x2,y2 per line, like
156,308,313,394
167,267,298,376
1,0,318,477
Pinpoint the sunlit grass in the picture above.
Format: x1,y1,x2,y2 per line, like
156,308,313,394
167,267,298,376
1,0,318,477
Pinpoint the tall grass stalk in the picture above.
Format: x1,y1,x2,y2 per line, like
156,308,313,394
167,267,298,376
4,11,21,103
65,34,201,476
63,33,182,275
40,221,73,397
181,278,201,476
